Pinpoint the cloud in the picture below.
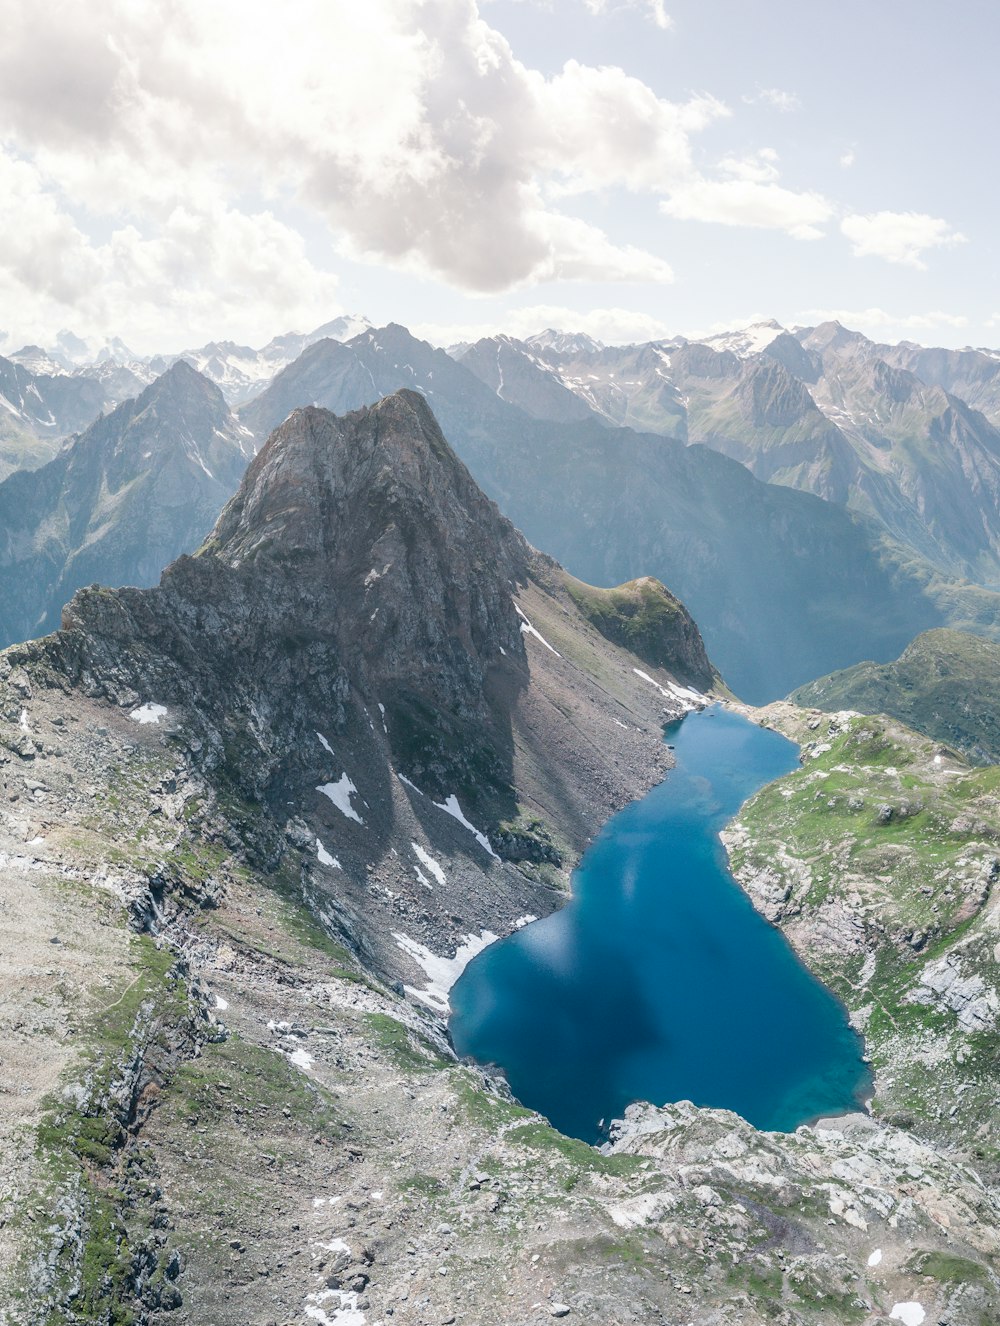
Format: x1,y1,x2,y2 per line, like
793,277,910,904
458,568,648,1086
0,147,341,352
799,307,970,333
744,87,801,113
840,211,967,269
839,149,856,168
0,0,703,348
661,178,832,240
581,0,673,27
413,304,675,346
718,148,780,184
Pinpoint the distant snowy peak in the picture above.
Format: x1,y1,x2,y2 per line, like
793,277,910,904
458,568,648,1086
94,336,139,365
697,321,787,359
168,314,374,405
524,329,605,358
7,345,68,377
309,313,373,344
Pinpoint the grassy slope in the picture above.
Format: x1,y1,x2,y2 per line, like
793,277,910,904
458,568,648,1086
791,628,1000,764
728,706,999,1166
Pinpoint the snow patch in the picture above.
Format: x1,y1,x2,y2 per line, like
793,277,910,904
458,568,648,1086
632,669,703,710
317,775,364,824
867,1248,882,1267
393,930,499,1013
289,1047,315,1071
513,914,537,928
305,1289,364,1326
890,1305,925,1326
316,731,335,755
411,841,446,886
130,703,168,725
316,838,342,869
316,1237,350,1255
434,794,499,858
377,703,387,733
398,776,498,859
214,994,228,1011
515,604,561,656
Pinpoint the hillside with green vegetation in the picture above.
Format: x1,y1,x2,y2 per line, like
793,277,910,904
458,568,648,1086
726,705,999,1167
791,628,1000,764
561,572,717,690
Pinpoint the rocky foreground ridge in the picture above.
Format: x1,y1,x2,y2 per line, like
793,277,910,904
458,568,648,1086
0,394,995,1325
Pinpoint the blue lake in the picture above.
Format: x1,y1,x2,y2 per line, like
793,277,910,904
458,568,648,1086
449,705,873,1143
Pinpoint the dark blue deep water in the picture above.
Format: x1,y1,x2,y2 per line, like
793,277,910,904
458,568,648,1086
449,705,872,1143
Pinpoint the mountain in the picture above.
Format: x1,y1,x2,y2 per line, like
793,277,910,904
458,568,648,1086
1,390,995,1326
73,355,157,407
43,389,707,908
456,332,689,435
0,353,109,479
877,338,1000,427
0,360,253,648
238,322,1000,703
451,334,599,424
790,627,1000,764
148,313,373,405
453,321,1000,592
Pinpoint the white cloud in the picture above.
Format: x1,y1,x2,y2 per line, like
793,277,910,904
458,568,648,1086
0,0,705,348
799,307,970,333
744,87,801,113
414,304,675,346
839,149,856,168
661,178,832,240
718,148,781,184
582,0,673,27
0,148,341,351
840,211,967,269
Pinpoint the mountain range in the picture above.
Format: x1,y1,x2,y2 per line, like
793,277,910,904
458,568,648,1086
6,315,1000,702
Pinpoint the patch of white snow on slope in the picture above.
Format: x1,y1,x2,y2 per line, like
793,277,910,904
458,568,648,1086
393,931,499,1013
130,703,168,725
515,604,560,656
397,775,498,859
633,668,703,708
316,730,335,755
316,838,341,869
317,775,364,824
889,1305,925,1326
305,1288,364,1326
435,794,499,858
214,994,229,1011
411,841,446,886
867,1248,882,1267
289,1047,315,1071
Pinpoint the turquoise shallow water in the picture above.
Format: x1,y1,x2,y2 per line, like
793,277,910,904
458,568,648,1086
449,705,873,1144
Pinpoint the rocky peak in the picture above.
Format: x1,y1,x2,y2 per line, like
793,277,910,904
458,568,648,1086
35,392,536,820
212,390,530,689
734,359,823,429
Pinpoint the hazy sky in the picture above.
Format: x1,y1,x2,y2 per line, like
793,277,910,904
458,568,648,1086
1,0,996,354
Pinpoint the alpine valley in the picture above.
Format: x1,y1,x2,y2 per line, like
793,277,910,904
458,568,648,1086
0,316,997,1326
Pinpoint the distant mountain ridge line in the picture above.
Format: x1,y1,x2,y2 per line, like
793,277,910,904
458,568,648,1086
5,314,1000,702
